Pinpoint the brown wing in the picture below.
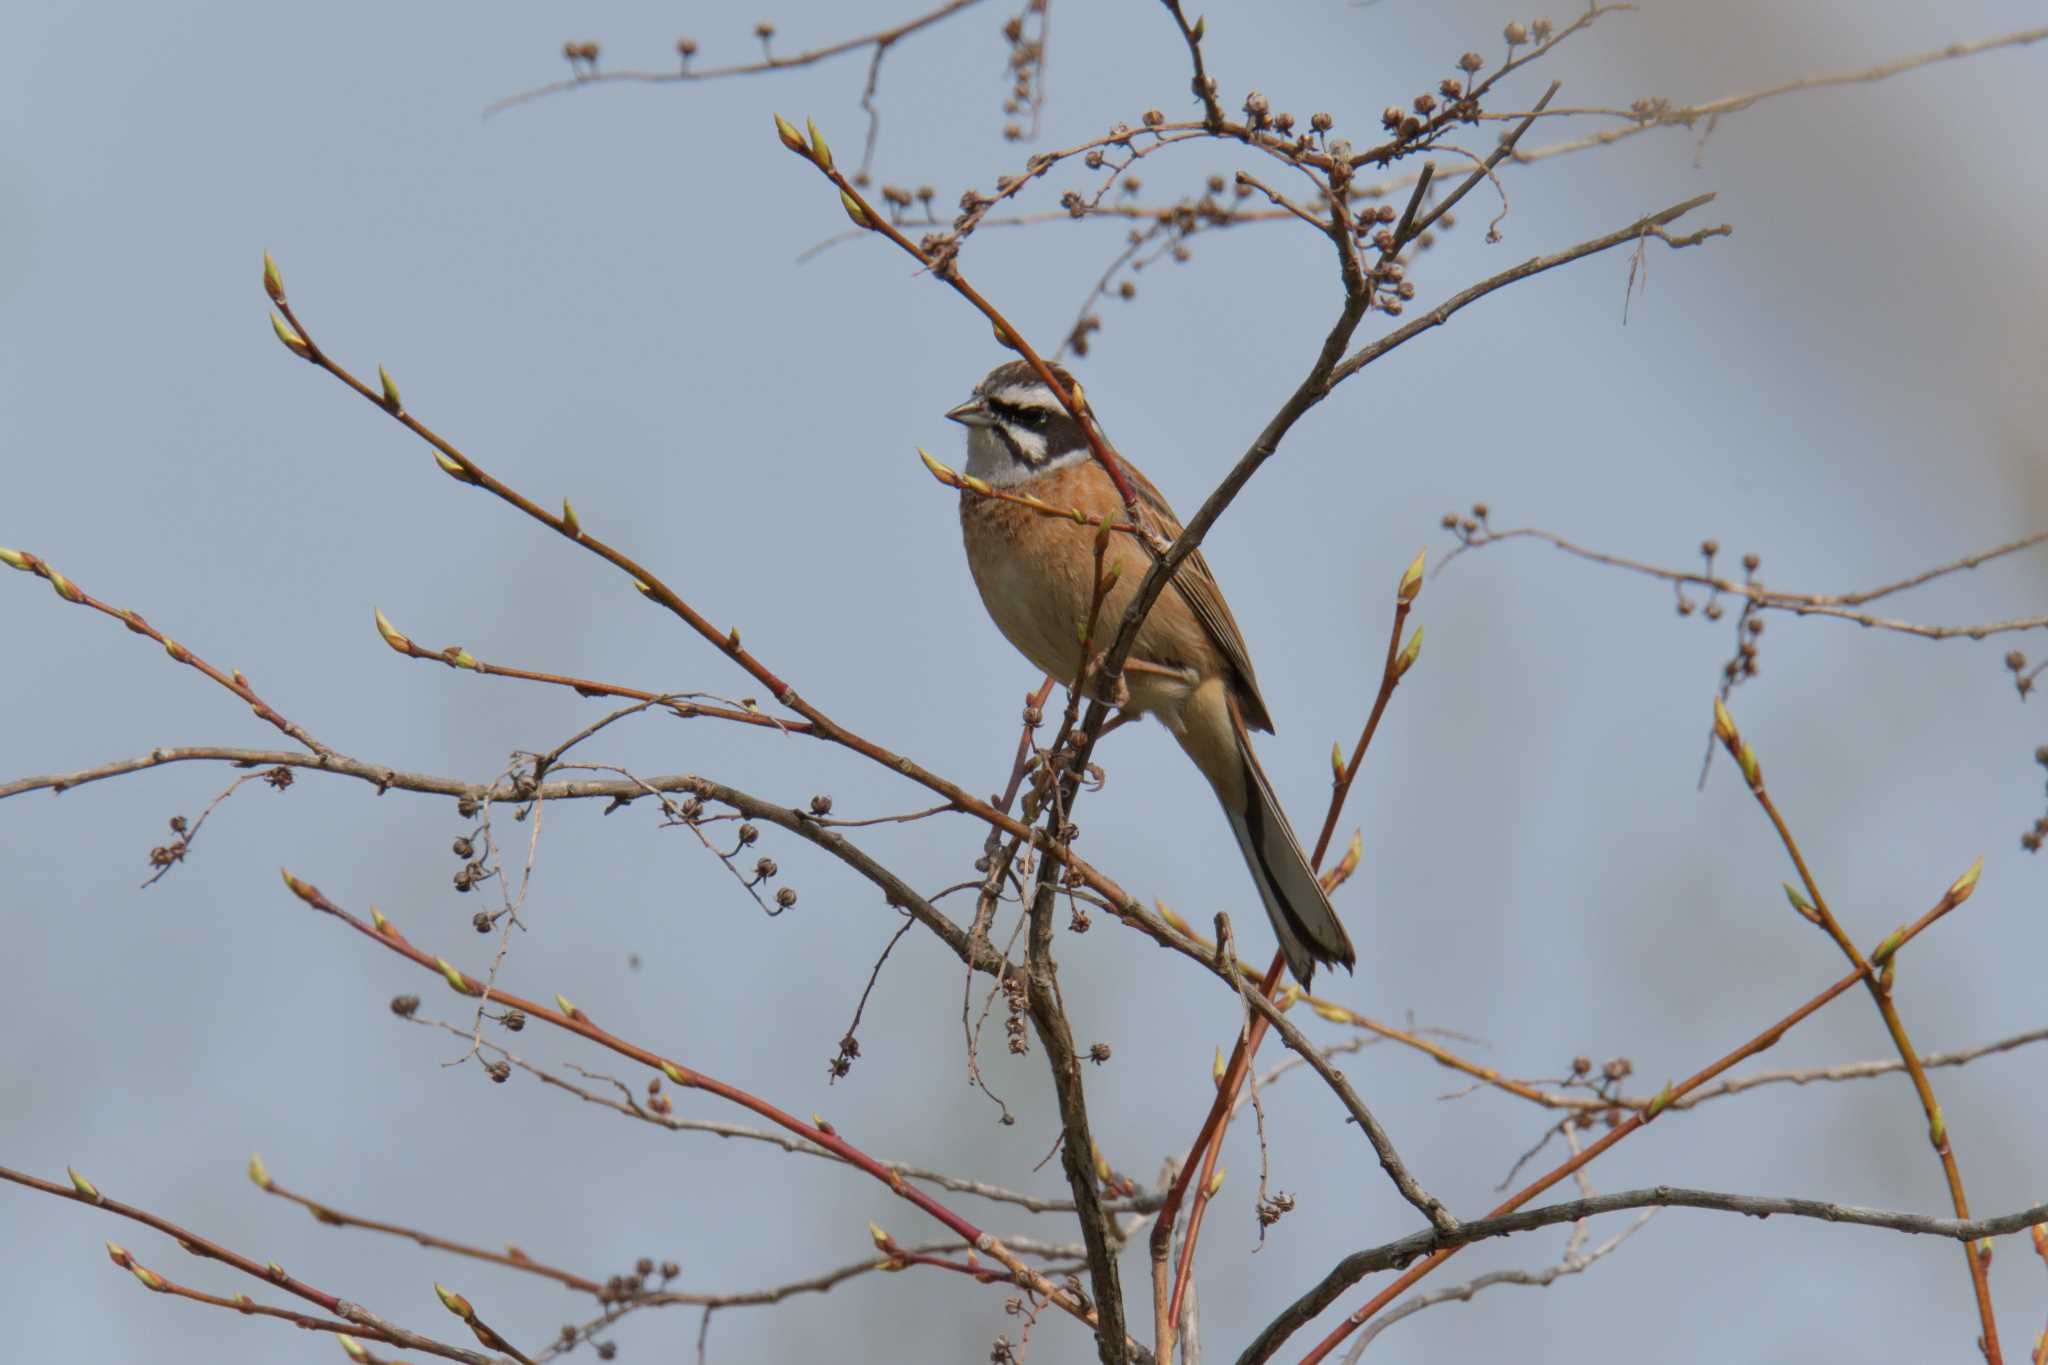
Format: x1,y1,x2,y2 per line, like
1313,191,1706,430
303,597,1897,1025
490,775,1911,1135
1117,457,1277,733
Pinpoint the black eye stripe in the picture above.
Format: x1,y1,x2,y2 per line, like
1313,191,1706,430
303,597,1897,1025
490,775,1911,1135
987,398,1052,427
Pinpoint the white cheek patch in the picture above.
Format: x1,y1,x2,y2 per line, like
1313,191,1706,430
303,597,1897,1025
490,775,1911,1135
1010,426,1048,466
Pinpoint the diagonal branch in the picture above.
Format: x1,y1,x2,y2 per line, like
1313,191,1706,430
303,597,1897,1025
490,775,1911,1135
1260,1185,2048,1365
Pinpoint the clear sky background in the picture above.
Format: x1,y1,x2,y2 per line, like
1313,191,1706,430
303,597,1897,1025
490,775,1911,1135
4,3,2046,1362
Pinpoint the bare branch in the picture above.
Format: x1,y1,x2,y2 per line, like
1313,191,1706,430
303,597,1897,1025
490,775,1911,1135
1248,1186,2048,1365
1445,523,2048,640
485,1,990,119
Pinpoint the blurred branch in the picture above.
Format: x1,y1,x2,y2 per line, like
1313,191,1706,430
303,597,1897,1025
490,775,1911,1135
1501,24,2048,166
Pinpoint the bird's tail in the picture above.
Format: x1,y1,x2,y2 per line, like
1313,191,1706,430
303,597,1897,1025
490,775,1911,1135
1175,679,1357,985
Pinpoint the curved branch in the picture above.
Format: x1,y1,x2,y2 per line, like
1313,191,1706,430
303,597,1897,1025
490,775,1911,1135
1241,1186,2048,1364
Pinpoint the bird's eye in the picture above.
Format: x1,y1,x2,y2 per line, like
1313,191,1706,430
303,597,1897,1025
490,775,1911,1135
1019,409,1047,427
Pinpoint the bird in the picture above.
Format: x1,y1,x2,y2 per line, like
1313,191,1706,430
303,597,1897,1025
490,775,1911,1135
946,358,1355,984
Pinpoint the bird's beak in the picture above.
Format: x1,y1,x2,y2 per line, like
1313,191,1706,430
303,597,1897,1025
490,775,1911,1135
945,396,995,428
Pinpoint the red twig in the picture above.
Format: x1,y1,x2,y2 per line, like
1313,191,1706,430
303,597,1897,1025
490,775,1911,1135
0,546,326,754
1285,867,1985,1364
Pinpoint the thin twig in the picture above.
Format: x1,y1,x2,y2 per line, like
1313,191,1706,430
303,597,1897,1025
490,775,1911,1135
484,1,990,118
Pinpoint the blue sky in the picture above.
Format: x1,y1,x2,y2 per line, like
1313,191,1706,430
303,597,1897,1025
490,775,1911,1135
5,3,2046,1361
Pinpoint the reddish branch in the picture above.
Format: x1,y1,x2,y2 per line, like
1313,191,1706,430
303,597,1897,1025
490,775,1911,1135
1712,700,2000,1358
273,870,1151,1360
0,546,326,754
1259,828,1987,1365
0,1164,489,1364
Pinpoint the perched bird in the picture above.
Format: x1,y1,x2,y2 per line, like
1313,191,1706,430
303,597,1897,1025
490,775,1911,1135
947,359,1355,983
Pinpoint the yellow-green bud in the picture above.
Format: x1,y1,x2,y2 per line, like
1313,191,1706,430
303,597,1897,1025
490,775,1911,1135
1946,856,1983,905
373,607,412,653
1395,623,1423,677
560,498,580,537
247,1154,271,1189
263,251,285,302
270,313,310,358
1781,882,1817,923
806,118,833,172
839,189,872,229
434,957,474,995
377,364,402,412
0,546,30,571
772,113,808,156
1397,547,1426,603
1712,696,1737,746
68,1167,102,1202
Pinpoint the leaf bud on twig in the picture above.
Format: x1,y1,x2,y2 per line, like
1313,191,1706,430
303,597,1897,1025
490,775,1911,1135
1781,882,1820,924
1395,624,1423,678
1397,546,1426,603
270,313,310,358
434,957,476,995
1945,856,1983,906
372,607,412,653
772,113,807,156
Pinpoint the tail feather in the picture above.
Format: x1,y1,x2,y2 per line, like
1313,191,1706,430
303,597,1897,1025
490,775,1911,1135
1224,699,1357,984
1172,677,1356,984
